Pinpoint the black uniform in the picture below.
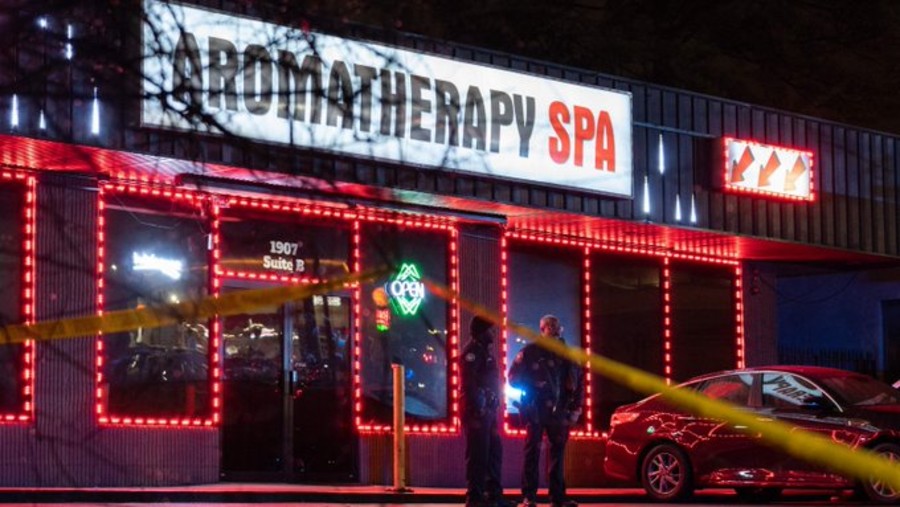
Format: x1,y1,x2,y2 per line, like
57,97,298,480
461,322,503,507
508,340,584,505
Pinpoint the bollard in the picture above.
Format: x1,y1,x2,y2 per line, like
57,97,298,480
390,363,412,492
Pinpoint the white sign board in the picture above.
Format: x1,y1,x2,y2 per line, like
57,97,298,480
141,0,633,197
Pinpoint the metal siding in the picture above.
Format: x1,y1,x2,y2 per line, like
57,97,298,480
848,130,862,250
886,140,898,254
819,125,835,246
872,135,886,254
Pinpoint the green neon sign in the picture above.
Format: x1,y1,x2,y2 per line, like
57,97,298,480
386,263,426,316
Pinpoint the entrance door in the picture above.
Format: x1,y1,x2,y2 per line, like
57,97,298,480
220,283,357,482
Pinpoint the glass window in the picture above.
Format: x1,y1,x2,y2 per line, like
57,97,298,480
358,223,450,425
670,262,737,382
101,193,211,418
218,207,350,280
0,180,25,415
505,242,581,425
762,373,830,409
699,374,753,406
818,373,900,407
591,253,662,428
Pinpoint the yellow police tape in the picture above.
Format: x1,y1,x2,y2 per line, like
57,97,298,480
0,269,384,345
424,278,900,494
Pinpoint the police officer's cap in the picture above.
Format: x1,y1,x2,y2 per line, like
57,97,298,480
470,316,494,337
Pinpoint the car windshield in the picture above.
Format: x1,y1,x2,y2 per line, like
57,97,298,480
818,374,900,407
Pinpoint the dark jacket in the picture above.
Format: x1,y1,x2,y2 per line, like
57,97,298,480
461,337,500,421
508,341,584,424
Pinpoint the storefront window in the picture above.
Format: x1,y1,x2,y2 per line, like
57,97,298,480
505,242,582,427
100,193,211,419
218,207,350,280
358,223,450,426
670,262,738,382
0,180,25,415
590,253,663,429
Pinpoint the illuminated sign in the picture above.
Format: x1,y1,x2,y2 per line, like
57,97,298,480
723,137,815,201
132,252,183,280
141,0,633,197
386,263,426,316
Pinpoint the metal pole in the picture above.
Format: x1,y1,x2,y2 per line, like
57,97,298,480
391,363,412,492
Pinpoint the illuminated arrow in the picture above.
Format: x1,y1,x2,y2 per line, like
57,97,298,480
784,155,808,192
758,151,781,187
731,146,754,183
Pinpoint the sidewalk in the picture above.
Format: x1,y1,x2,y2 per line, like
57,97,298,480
0,483,843,504
0,484,658,504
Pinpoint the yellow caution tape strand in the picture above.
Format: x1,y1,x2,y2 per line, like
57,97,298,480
425,278,900,492
0,268,386,345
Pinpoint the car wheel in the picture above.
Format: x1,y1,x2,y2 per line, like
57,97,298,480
734,487,782,503
862,442,900,504
640,443,694,502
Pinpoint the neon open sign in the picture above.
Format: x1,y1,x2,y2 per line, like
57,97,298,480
386,263,426,316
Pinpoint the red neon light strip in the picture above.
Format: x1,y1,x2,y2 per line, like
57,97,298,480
209,203,222,425
352,220,363,431
218,270,322,285
662,258,673,383
582,248,593,435
96,182,217,427
0,171,34,423
500,235,512,436
735,266,746,369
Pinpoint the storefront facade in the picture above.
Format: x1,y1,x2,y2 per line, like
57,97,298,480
0,0,898,487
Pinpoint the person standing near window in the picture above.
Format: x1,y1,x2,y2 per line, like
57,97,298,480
509,315,583,507
461,316,510,507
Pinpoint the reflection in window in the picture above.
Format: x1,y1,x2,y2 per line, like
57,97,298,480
0,181,24,414
505,243,581,426
292,294,356,479
359,224,449,425
762,373,830,409
221,302,284,472
101,194,210,418
699,374,753,406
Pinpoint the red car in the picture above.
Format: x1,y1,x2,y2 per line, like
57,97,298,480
603,366,900,503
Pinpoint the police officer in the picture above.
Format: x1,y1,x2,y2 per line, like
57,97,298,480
508,315,583,507
462,316,509,507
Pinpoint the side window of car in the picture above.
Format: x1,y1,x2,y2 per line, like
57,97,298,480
761,373,828,409
698,374,753,406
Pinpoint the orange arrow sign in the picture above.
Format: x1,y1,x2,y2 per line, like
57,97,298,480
784,155,807,192
731,146,754,183
758,151,781,187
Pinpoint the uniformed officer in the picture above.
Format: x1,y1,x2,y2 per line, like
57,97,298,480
508,315,583,507
462,315,509,507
